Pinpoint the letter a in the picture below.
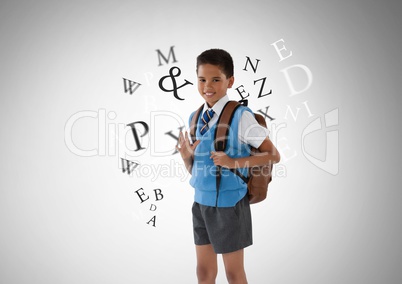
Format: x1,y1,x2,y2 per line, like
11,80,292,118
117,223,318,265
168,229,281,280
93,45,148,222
147,215,157,227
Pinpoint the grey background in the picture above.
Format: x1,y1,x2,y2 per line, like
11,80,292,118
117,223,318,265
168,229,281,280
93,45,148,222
1,0,401,283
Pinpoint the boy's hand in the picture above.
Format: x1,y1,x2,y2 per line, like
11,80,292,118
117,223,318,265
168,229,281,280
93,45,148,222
176,131,200,160
210,151,235,168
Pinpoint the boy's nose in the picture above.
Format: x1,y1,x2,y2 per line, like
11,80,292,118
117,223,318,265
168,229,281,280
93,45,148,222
205,81,213,88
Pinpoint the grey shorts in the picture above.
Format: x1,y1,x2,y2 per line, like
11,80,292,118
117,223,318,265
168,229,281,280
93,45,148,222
192,194,253,254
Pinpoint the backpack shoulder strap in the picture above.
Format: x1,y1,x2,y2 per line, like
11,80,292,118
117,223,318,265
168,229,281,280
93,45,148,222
253,113,267,128
189,104,204,143
214,100,242,151
214,101,250,192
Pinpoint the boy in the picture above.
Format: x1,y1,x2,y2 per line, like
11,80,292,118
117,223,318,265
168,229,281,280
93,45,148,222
176,49,280,284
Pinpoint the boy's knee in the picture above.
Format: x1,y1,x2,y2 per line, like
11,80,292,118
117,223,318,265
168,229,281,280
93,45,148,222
225,269,247,284
196,265,217,282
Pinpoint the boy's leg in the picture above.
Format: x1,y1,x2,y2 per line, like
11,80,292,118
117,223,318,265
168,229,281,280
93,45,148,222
222,249,247,284
195,244,218,284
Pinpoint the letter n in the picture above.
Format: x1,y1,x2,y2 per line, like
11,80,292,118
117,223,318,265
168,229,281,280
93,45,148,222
243,56,261,73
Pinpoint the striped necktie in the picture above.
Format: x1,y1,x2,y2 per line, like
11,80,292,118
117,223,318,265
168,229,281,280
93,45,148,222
200,108,215,135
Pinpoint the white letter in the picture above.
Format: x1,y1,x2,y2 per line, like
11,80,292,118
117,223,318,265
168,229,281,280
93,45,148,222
271,39,293,62
280,64,313,96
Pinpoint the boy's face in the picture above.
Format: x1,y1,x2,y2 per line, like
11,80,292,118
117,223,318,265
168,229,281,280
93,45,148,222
197,64,234,107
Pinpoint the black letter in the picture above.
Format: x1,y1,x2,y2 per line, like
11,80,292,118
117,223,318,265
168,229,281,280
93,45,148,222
120,158,140,175
154,189,164,201
147,215,156,227
257,106,275,121
235,85,250,100
243,56,261,73
135,188,150,203
254,77,272,98
156,46,178,66
123,78,142,94
165,126,184,154
126,121,149,151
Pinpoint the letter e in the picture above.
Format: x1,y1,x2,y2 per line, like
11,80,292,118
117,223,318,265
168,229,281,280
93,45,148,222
135,188,150,203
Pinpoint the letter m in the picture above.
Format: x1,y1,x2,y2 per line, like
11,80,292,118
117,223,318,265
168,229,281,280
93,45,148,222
156,46,178,66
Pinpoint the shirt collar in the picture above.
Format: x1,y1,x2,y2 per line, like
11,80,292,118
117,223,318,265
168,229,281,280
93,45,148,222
202,95,229,116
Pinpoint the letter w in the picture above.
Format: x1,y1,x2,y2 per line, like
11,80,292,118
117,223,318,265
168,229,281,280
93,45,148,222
123,78,142,95
120,158,140,175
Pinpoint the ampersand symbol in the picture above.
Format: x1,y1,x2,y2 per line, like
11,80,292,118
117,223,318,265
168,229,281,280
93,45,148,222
158,66,193,100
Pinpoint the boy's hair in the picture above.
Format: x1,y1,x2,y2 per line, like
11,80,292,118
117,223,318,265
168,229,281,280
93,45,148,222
196,49,234,78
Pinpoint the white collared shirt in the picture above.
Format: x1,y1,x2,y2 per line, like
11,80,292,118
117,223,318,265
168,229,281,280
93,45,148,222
201,95,270,148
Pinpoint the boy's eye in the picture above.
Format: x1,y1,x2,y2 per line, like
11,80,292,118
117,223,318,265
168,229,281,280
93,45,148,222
198,79,220,83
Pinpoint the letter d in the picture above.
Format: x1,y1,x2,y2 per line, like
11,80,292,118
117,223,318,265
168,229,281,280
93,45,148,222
281,64,313,97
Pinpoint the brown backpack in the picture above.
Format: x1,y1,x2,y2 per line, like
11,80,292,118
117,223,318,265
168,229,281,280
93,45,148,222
190,100,273,204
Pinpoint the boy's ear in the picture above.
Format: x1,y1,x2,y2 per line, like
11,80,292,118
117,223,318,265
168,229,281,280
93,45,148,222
228,76,234,88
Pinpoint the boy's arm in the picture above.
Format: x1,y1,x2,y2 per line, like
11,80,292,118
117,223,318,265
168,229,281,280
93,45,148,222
176,131,200,174
182,157,194,174
210,137,280,169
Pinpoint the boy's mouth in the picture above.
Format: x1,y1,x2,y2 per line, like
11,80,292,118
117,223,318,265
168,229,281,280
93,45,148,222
204,92,215,97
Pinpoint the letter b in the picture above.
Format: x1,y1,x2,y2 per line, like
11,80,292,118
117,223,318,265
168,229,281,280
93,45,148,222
154,189,164,201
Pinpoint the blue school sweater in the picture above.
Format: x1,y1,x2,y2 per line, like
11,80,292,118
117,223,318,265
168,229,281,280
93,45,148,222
189,105,252,207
